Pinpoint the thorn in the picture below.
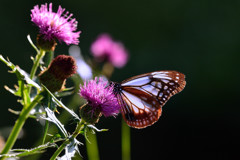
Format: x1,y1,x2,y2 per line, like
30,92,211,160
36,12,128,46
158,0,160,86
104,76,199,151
4,85,10,90
8,108,21,115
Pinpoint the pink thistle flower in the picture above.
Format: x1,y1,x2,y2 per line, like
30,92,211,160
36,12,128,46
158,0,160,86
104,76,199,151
80,77,120,117
31,3,81,45
90,34,128,68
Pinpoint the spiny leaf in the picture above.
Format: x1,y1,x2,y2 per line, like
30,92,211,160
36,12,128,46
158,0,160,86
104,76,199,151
4,85,17,95
41,107,68,138
54,87,75,98
0,142,56,158
8,108,38,119
27,34,39,53
42,85,80,121
87,124,108,132
0,55,41,90
57,138,82,160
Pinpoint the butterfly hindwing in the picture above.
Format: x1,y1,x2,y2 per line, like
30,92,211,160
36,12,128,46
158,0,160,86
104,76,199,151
119,88,162,128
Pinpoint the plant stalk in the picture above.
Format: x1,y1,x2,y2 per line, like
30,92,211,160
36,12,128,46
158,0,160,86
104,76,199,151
28,49,45,93
30,49,45,80
50,119,85,160
122,118,131,160
44,50,54,67
0,93,44,160
86,132,100,160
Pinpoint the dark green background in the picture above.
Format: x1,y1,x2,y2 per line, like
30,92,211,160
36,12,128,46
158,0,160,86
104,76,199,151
0,0,240,159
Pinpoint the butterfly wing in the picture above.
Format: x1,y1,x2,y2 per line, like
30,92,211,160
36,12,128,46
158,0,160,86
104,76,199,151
117,70,186,128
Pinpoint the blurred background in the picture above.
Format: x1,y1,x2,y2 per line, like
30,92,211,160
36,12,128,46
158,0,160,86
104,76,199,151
0,0,240,159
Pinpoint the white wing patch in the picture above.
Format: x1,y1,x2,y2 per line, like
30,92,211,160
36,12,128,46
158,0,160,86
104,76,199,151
152,72,172,80
141,85,160,97
122,91,145,110
121,76,149,86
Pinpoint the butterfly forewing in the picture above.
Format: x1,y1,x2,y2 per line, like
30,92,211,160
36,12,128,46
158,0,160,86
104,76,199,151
114,70,186,129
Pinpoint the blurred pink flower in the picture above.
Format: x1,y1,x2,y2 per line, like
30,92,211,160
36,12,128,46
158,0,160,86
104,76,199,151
90,34,128,68
31,3,81,45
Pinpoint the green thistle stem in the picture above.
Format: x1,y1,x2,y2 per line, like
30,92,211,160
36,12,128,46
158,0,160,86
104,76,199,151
42,94,51,144
86,132,100,160
122,118,131,160
42,121,49,145
30,49,45,80
0,93,44,160
28,49,45,94
44,50,54,67
50,119,85,160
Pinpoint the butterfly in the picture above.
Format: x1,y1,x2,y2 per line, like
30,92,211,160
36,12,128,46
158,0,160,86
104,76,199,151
112,70,186,129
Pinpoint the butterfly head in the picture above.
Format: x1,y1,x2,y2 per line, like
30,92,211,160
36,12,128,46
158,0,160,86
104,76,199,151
109,82,122,95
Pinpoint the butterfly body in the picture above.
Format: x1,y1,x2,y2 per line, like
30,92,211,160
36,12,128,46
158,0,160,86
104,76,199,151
113,70,186,129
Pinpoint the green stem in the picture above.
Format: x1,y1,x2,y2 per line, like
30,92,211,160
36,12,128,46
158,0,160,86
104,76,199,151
86,132,100,160
0,93,44,160
42,120,49,145
30,49,45,80
28,49,45,94
44,50,54,67
122,118,131,160
50,119,85,160
42,93,51,144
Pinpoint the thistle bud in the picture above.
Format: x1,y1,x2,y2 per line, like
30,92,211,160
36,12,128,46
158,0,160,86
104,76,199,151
79,104,102,124
36,34,57,51
39,55,77,92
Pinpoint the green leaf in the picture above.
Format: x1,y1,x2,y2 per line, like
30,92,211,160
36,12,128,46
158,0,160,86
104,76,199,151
0,55,41,91
4,85,17,95
83,125,91,144
42,85,80,121
49,134,64,143
0,55,42,107
58,138,82,160
8,108,39,119
41,107,68,138
87,124,108,132
0,142,56,158
27,34,39,53
54,87,75,98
